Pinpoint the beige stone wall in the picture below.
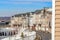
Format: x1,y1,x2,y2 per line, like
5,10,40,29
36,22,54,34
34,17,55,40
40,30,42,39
55,0,60,40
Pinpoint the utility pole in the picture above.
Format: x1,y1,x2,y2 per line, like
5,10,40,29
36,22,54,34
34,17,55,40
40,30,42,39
27,13,30,40
27,13,30,30
43,7,46,32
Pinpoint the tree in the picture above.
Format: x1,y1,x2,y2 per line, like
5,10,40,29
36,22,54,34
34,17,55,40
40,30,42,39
21,32,24,38
34,34,42,40
21,32,24,40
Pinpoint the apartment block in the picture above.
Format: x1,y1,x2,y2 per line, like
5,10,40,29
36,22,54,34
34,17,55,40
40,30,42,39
10,8,52,32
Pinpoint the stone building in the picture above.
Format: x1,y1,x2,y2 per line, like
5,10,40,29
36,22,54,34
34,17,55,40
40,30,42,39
10,8,52,32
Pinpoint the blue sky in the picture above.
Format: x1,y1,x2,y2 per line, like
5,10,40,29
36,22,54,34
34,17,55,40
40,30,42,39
0,0,52,17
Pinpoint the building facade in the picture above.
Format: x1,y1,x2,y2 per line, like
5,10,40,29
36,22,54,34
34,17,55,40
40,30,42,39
10,8,52,32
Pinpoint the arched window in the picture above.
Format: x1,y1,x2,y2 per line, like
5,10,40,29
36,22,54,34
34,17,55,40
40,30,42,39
2,32,4,36
5,32,7,36
0,32,2,36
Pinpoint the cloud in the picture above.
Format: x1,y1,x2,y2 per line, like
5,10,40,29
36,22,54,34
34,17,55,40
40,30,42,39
8,0,52,2
0,1,32,4
0,0,52,4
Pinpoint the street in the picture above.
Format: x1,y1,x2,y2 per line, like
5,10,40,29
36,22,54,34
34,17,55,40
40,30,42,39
36,31,51,40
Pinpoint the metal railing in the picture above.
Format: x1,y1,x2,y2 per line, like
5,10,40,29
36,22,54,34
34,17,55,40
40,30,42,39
0,34,36,40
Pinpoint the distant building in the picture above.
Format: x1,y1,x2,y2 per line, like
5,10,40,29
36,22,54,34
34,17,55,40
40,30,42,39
0,17,11,27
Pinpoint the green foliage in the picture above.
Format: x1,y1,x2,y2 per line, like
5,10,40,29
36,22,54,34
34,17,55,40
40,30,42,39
34,35,41,40
21,32,24,38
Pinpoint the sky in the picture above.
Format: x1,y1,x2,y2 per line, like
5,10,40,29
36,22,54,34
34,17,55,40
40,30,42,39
0,0,52,17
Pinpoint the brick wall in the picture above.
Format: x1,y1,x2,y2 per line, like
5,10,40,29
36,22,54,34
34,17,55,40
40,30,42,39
55,0,60,40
